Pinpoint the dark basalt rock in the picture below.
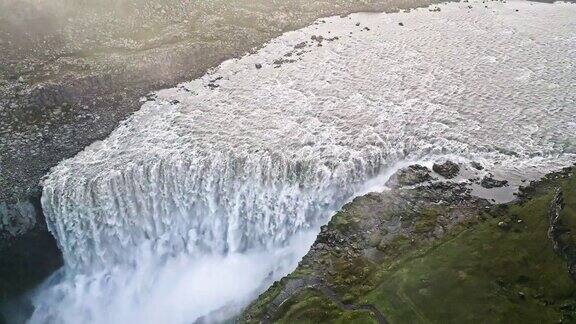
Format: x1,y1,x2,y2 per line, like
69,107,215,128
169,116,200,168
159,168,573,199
432,160,460,179
470,161,484,170
0,193,63,305
548,189,576,281
386,165,433,188
481,176,509,189
294,42,307,49
145,93,158,101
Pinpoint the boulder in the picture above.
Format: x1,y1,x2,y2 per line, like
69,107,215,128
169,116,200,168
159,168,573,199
481,176,509,189
432,160,460,179
386,165,433,188
470,161,484,170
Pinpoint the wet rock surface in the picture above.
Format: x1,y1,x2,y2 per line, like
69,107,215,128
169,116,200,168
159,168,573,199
470,161,484,170
481,175,509,188
432,160,460,179
0,193,62,304
385,164,433,188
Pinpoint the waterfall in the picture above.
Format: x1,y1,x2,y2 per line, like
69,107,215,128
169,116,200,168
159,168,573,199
31,1,576,323
41,148,386,270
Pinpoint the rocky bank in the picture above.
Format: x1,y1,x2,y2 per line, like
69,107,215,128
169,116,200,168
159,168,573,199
243,164,576,323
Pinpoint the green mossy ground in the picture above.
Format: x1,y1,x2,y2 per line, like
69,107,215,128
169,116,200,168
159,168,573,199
246,169,576,323
367,176,576,323
273,289,377,324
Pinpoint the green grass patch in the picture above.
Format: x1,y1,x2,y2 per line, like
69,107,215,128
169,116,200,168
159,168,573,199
364,176,576,323
274,289,377,324
413,207,443,234
242,280,285,323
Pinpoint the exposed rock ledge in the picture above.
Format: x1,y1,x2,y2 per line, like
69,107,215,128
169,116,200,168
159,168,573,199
0,193,62,307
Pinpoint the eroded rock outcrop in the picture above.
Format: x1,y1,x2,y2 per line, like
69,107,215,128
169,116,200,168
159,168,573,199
481,176,509,188
0,193,62,303
385,164,433,188
549,187,576,281
432,160,460,179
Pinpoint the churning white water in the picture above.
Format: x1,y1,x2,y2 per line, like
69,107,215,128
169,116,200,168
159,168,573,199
32,1,575,323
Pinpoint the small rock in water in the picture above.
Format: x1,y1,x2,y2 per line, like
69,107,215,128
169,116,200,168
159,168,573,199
470,161,484,170
386,164,433,188
145,93,157,101
432,160,460,179
294,41,307,49
481,176,509,189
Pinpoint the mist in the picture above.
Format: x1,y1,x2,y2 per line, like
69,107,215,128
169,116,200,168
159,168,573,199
27,231,316,323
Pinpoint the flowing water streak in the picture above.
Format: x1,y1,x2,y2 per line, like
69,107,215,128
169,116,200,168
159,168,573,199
33,1,575,323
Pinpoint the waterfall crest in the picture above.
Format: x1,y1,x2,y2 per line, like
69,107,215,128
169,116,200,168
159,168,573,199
42,148,386,270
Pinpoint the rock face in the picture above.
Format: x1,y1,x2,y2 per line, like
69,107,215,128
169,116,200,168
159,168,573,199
481,176,509,188
0,201,36,242
548,186,576,280
386,164,433,188
432,160,460,179
0,193,63,303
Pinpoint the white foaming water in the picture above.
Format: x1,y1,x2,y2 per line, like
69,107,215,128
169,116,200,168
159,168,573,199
32,1,575,323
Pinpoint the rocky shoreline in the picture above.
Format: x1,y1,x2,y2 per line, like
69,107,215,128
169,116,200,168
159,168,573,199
243,163,576,323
